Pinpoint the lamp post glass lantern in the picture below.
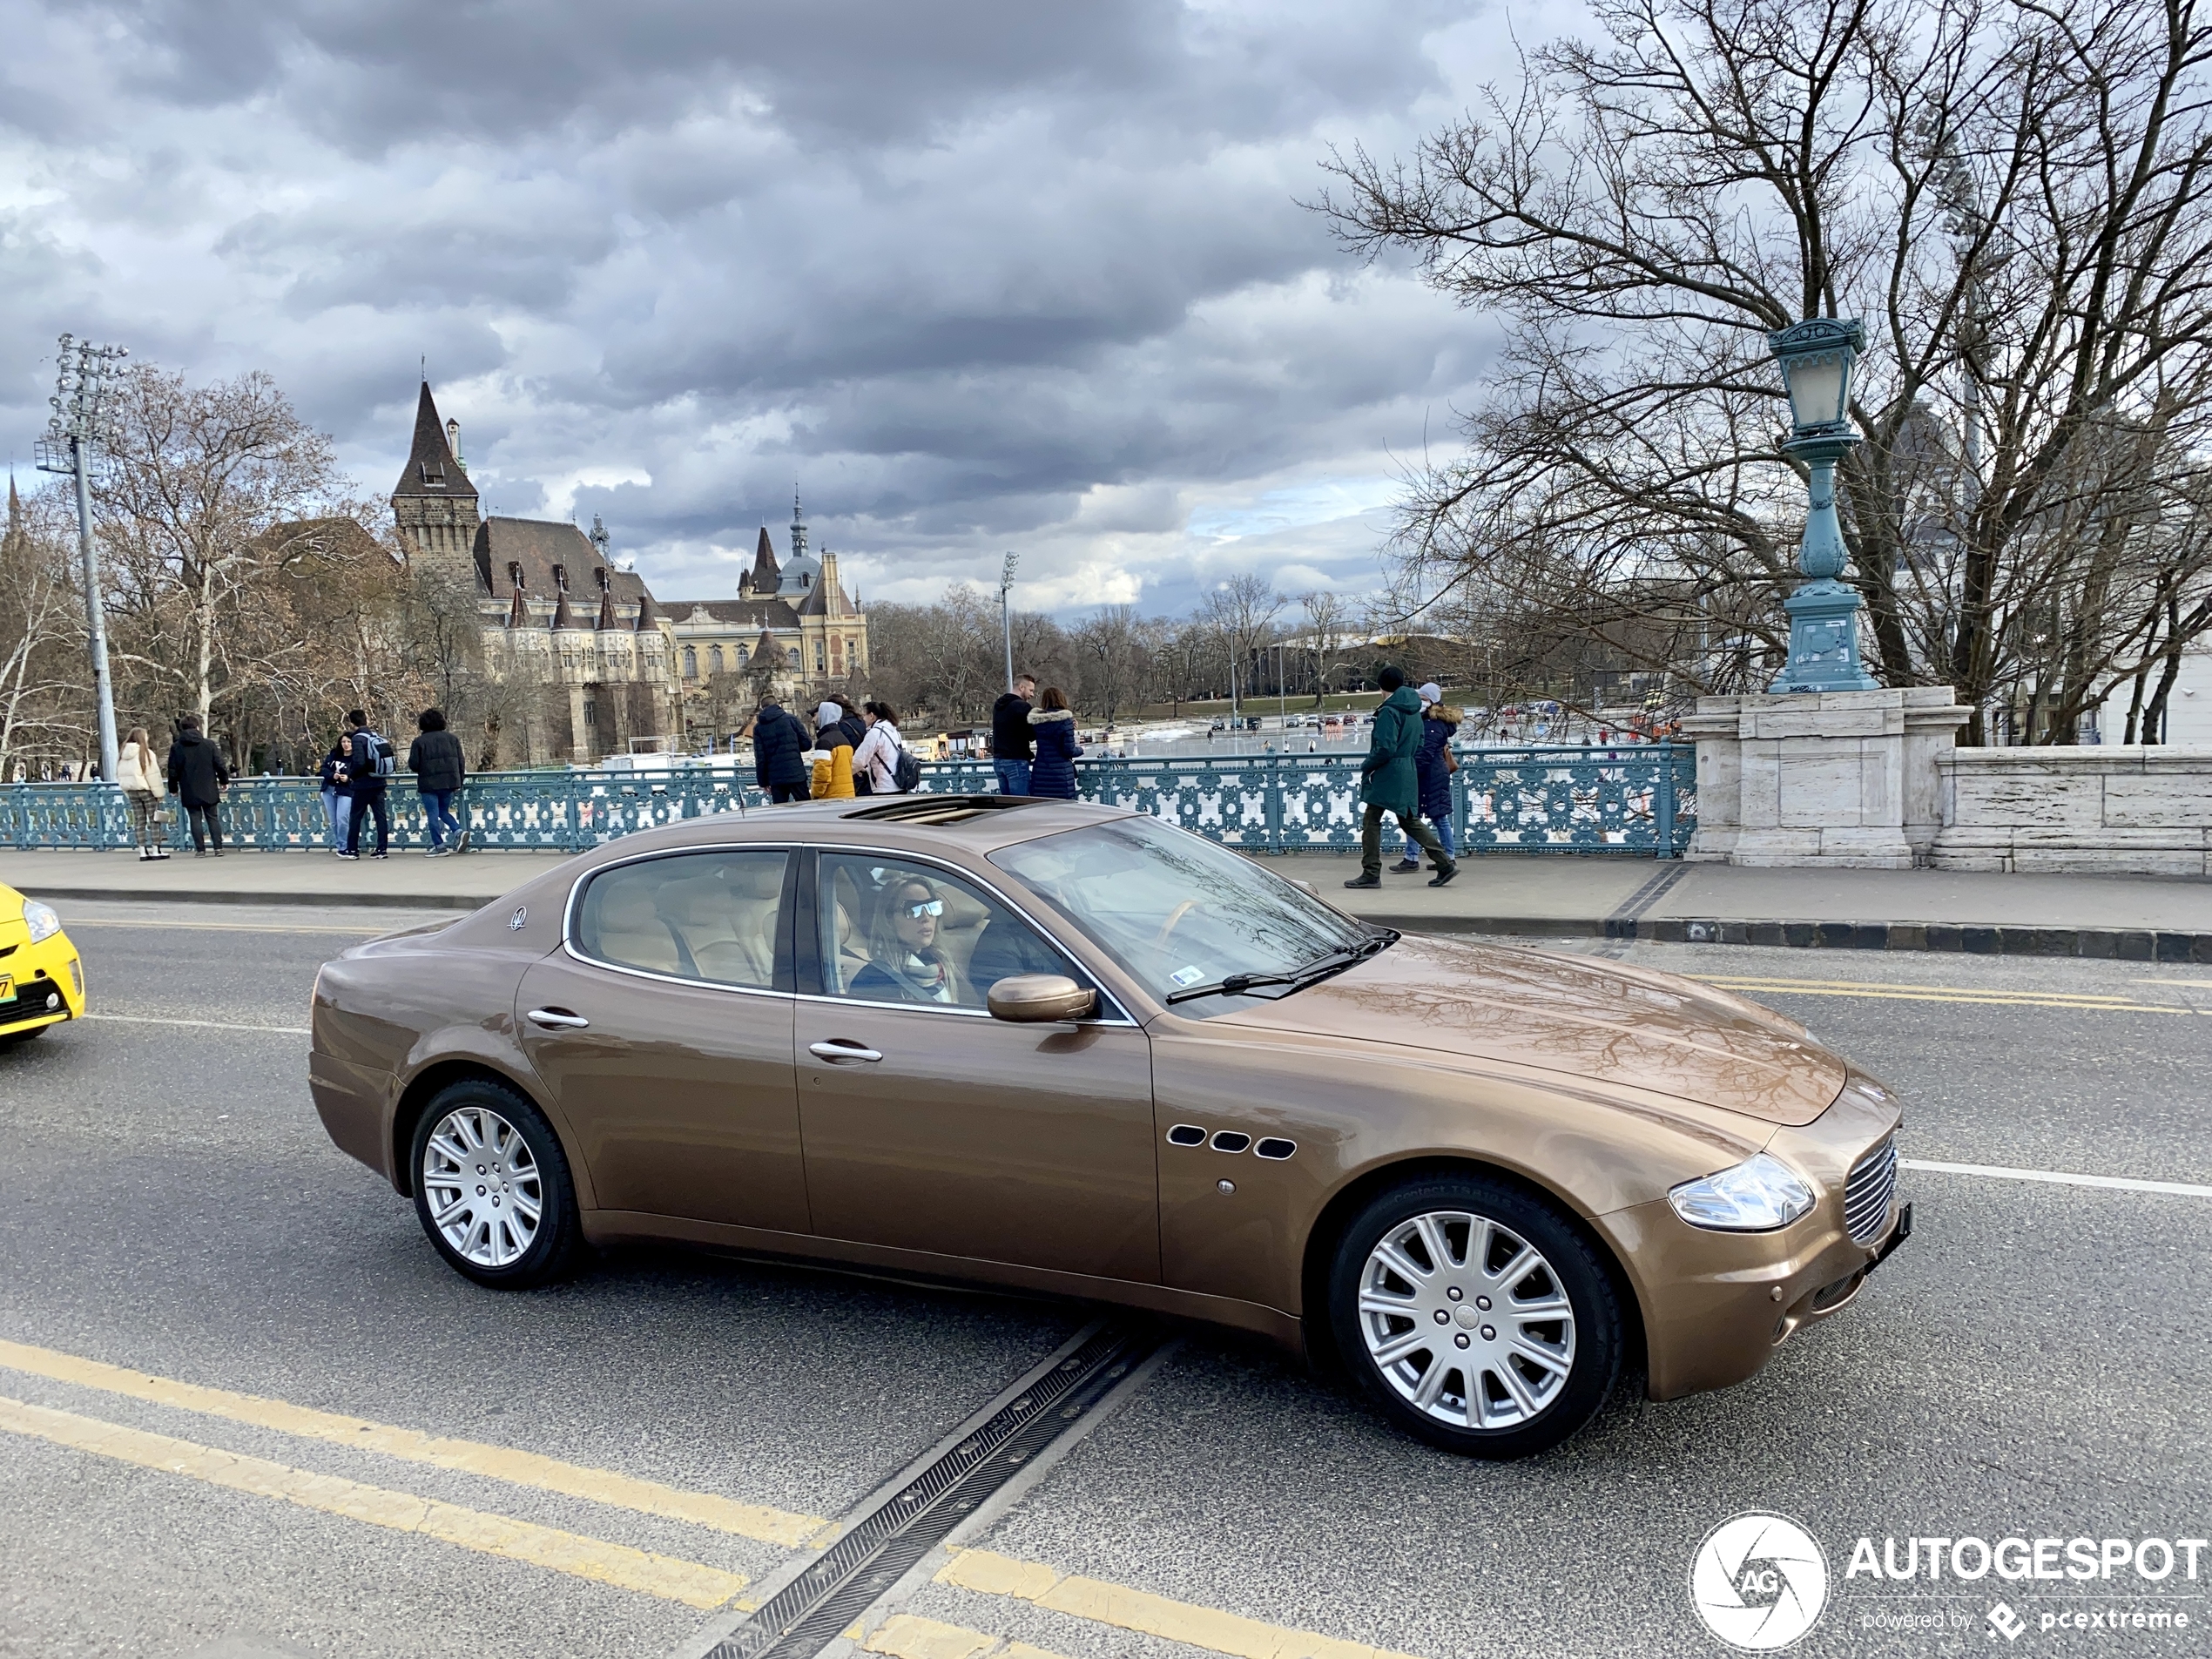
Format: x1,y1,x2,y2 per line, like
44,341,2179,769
1767,317,1878,692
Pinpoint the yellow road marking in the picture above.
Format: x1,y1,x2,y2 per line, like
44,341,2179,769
866,1613,1068,1659
0,1393,747,1608
939,1548,1421,1659
1701,977,2200,1015
0,1338,829,1548
2134,977,2212,988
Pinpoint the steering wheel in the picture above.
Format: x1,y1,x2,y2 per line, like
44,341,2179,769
1154,899,1202,948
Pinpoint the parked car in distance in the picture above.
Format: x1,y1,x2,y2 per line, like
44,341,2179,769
309,796,1909,1458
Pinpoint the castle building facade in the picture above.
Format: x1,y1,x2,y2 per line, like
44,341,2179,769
388,382,869,765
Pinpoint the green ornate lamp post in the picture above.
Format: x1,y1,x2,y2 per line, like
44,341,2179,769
1768,317,1878,692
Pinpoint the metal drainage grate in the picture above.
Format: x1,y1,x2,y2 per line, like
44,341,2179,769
706,1321,1159,1659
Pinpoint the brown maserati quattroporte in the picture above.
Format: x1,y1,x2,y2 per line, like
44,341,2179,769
310,796,1909,1456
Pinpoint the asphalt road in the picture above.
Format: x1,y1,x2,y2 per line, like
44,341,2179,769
2,902,2207,1659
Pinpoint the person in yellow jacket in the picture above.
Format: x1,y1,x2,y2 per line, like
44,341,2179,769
810,701,858,799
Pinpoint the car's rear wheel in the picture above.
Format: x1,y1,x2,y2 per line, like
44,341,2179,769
409,1080,583,1289
1329,1174,1621,1458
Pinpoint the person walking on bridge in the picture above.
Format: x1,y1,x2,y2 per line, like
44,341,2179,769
1345,665,1456,890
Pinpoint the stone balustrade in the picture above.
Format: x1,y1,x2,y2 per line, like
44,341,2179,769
1933,746,2212,876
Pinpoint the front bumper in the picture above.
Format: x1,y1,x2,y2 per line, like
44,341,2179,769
1597,1076,1908,1401
0,927,84,1035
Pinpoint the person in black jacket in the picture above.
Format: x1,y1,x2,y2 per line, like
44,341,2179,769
752,700,813,803
991,673,1036,795
408,708,469,856
1027,685,1082,799
164,715,232,857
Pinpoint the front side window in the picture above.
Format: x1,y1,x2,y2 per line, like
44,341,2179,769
990,816,1376,1012
575,850,788,989
818,853,1073,1011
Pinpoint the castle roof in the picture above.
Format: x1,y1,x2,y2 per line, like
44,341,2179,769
473,516,653,612
391,383,475,502
669,597,803,630
747,526,780,592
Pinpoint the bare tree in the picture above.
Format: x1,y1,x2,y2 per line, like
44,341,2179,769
97,366,361,739
0,482,94,778
1199,573,1285,718
1296,589,1356,705
1073,604,1150,727
1319,0,2212,742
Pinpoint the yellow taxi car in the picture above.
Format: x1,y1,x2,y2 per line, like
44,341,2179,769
0,884,84,1042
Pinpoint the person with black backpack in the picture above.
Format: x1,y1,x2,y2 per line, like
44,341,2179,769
339,708,395,860
854,700,919,795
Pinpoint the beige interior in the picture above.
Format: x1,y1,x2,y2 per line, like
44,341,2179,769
584,854,784,988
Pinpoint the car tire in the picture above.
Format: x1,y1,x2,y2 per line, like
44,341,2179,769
408,1079,583,1290
1328,1173,1622,1459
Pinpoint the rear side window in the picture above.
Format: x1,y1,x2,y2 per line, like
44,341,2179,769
574,851,789,989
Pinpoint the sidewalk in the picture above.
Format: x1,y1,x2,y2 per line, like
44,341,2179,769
8,846,2211,959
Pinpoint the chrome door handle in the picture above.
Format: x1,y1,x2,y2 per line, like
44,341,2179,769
809,1040,882,1063
527,1008,590,1029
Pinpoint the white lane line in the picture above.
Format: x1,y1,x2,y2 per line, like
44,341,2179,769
80,1014,309,1035
1902,1158,2212,1198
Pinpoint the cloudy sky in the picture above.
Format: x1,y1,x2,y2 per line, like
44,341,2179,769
0,0,1578,618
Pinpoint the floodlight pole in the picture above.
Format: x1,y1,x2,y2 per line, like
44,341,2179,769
999,552,1019,691
37,335,125,785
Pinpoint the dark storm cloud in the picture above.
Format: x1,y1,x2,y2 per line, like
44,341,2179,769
2,0,1525,614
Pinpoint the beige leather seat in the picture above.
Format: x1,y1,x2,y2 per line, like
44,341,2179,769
587,882,685,975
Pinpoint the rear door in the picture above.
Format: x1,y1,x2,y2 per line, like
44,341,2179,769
515,846,808,1233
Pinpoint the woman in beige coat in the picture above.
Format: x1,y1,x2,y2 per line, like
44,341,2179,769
118,726,169,860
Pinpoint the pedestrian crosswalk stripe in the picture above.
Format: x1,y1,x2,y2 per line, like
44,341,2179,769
0,1393,750,1608
0,1338,832,1547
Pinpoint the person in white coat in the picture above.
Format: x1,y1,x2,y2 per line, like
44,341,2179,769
118,726,170,860
853,701,907,796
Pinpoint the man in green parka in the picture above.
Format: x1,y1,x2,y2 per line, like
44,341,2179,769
1345,665,1459,889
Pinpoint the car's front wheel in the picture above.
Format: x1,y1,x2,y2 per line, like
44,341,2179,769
1329,1174,1622,1458
409,1080,583,1289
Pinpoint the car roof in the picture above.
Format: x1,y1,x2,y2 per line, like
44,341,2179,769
609,795,1135,860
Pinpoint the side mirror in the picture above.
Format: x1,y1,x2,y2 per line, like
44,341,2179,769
988,974,1096,1023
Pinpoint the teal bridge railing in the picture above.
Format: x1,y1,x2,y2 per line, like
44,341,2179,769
0,745,1695,858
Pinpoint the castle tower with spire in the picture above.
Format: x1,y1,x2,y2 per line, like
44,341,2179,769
389,383,479,584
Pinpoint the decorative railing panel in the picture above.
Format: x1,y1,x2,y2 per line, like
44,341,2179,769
0,745,1694,857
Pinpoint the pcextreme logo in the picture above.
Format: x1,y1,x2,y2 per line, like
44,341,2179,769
1689,1512,1831,1651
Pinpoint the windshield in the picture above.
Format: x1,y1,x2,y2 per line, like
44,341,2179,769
989,816,1379,1011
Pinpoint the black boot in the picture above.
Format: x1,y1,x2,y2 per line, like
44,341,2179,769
1343,873,1382,889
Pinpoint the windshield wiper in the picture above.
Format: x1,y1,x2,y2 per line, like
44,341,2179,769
1163,930,1399,1007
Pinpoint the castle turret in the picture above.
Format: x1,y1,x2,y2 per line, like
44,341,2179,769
390,383,480,588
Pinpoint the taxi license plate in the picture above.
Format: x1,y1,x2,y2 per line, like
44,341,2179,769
0,977,10,1001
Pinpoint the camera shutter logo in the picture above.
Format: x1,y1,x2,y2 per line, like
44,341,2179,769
1689,1512,1830,1650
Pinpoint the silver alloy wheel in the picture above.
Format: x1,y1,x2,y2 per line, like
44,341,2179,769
1357,1210,1576,1429
421,1104,543,1269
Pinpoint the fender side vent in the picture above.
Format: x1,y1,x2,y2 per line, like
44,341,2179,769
1210,1130,1251,1154
1254,1137,1297,1160
1165,1124,1206,1147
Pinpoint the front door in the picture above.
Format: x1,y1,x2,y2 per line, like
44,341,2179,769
795,850,1158,1282
515,846,807,1234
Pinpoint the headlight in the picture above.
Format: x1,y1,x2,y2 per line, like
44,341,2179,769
1668,1152,1817,1232
22,900,61,946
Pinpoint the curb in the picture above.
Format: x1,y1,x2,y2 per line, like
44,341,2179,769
1359,912,2212,961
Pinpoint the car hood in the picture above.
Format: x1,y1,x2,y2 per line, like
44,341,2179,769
1214,934,1845,1126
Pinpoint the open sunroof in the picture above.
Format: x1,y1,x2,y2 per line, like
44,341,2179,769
840,794,1043,827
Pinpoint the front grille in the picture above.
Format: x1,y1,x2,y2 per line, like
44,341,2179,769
1844,1136,1898,1243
